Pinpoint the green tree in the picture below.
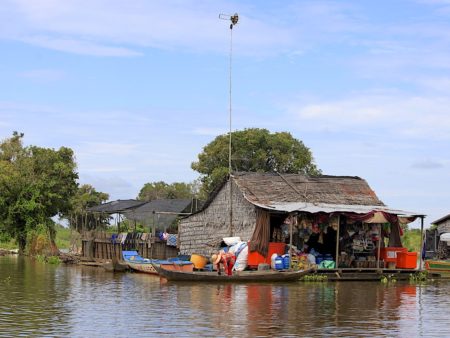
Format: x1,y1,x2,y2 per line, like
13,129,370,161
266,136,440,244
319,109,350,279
137,181,197,201
191,128,321,195
0,132,78,253
63,184,110,232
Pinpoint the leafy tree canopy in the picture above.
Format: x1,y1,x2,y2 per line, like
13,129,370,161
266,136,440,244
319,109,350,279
137,181,198,201
0,132,79,253
191,128,321,195
62,184,110,232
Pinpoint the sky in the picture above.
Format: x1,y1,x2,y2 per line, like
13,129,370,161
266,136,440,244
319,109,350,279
1,0,449,228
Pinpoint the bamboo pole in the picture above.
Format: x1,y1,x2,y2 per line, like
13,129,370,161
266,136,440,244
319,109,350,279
419,216,424,270
289,215,293,270
377,224,381,268
335,215,340,268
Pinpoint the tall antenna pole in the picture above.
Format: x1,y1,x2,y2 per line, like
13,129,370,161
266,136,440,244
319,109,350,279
219,13,239,236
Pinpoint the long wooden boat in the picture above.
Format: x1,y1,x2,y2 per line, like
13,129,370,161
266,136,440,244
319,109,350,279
425,260,450,276
122,251,194,275
122,250,160,274
154,264,314,282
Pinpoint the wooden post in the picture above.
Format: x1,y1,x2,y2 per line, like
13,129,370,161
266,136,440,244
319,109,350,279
335,215,340,268
289,214,293,270
419,216,424,270
377,224,382,269
229,178,233,237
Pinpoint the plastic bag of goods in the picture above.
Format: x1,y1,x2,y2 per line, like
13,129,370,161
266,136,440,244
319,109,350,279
271,253,279,269
233,245,249,271
229,241,246,255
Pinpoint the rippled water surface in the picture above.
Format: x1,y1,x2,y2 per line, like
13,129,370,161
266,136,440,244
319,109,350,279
1,255,449,337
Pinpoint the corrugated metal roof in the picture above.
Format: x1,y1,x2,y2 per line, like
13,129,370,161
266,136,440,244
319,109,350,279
87,199,146,213
125,199,194,222
432,213,450,225
249,201,423,217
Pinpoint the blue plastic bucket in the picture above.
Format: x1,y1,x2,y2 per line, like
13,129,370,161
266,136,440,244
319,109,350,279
274,256,284,270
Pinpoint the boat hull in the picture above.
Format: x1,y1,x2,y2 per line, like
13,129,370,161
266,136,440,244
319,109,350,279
127,261,160,274
122,250,160,275
122,251,194,275
425,260,450,275
154,265,314,282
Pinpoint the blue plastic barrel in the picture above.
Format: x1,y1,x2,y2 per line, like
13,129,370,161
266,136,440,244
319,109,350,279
282,255,290,269
274,256,284,270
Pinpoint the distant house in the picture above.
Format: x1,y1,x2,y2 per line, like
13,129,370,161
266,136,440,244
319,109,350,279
178,172,423,266
88,198,201,232
432,214,450,233
124,198,202,231
425,214,450,259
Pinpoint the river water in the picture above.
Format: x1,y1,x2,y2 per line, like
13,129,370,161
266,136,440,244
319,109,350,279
0,255,449,337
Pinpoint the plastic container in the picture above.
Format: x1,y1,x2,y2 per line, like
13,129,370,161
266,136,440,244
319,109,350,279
248,242,286,268
190,254,208,269
396,251,417,269
380,247,407,263
282,255,290,269
258,263,270,271
274,256,284,270
316,254,324,264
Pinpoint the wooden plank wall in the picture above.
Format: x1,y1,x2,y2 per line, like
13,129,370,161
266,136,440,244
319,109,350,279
81,233,178,260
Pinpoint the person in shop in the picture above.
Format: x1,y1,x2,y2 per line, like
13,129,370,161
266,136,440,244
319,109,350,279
305,224,323,254
322,225,337,259
211,252,236,276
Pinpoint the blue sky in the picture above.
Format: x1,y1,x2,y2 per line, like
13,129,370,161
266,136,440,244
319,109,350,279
1,0,449,228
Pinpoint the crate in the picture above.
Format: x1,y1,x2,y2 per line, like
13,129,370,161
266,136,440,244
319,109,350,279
248,242,286,268
396,251,417,269
380,247,407,263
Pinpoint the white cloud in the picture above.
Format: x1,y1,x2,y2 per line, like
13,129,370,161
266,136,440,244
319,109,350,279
22,36,142,57
0,0,295,57
285,92,450,140
18,68,65,81
411,159,445,169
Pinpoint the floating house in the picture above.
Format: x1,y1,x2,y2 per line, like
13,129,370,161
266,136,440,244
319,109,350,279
82,198,201,261
425,214,450,259
179,172,425,277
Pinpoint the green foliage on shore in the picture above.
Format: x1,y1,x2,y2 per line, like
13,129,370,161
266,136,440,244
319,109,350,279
0,223,71,251
0,132,78,253
62,184,109,232
35,254,61,264
402,228,422,252
0,236,16,250
54,224,72,249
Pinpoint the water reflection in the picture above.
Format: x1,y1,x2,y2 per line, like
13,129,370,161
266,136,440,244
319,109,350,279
1,256,450,337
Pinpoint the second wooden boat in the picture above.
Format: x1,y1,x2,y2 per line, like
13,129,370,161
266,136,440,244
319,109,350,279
154,264,314,282
123,250,160,274
122,251,194,275
425,259,450,276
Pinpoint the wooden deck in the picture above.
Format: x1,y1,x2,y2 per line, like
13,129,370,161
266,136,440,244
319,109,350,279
313,268,419,281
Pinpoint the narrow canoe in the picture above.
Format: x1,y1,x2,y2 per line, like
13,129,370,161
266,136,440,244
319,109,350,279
122,251,194,275
153,264,314,282
425,260,450,275
122,250,160,275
